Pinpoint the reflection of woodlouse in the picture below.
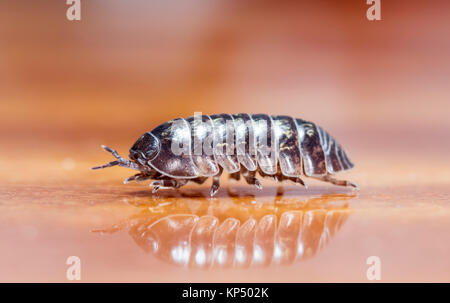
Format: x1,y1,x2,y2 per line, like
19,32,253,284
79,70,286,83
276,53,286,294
126,210,350,268
93,194,354,268
92,114,357,196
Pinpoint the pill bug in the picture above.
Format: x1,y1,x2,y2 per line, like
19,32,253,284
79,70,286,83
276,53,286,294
92,114,358,196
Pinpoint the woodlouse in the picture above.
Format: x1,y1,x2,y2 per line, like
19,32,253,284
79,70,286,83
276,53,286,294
92,114,358,196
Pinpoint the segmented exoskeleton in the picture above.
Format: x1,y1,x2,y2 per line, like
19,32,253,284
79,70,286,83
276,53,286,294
92,114,358,196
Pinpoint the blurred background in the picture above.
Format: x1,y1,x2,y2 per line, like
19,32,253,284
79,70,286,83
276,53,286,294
2,0,450,162
1,0,450,282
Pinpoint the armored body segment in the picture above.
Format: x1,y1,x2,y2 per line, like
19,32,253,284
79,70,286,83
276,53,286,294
251,114,278,175
317,126,341,173
295,119,326,176
317,125,354,173
232,113,257,171
338,146,354,170
148,118,200,178
317,126,330,154
328,140,344,173
272,115,303,177
186,115,219,176
209,114,240,173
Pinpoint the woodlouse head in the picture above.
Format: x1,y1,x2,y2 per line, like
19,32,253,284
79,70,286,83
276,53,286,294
129,132,160,163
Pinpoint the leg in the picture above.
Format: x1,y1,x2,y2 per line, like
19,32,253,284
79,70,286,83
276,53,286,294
293,176,308,189
241,167,262,189
151,179,188,193
229,171,241,181
314,174,359,190
123,173,152,184
275,166,308,188
210,167,223,197
191,176,209,185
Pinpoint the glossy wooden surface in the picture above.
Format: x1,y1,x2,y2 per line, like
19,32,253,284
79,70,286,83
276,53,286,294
1,0,450,282
1,145,449,282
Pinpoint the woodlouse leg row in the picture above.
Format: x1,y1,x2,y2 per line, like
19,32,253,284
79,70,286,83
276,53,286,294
314,174,359,190
123,173,153,184
209,167,223,197
151,179,189,193
241,167,263,190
